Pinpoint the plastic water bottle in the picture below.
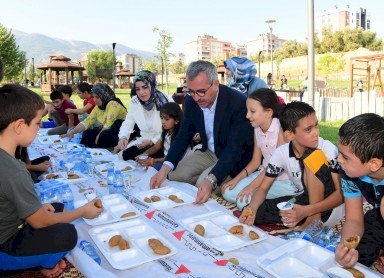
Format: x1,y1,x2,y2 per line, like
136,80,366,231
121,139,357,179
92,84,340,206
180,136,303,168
107,168,115,194
84,154,93,176
325,232,341,252
315,226,334,247
114,170,124,194
78,240,101,265
300,220,324,242
61,186,74,211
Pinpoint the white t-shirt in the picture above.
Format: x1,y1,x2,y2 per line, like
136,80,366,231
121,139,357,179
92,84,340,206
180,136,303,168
265,137,339,195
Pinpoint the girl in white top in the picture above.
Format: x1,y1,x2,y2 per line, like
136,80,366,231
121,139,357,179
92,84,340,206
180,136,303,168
116,70,173,161
222,88,294,209
135,102,183,170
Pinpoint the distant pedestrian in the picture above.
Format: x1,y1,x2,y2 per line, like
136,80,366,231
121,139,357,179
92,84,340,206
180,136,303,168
357,80,364,92
280,75,288,89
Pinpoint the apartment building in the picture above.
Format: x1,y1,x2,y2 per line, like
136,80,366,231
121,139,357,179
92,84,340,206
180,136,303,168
117,53,142,74
316,5,370,37
246,33,285,59
184,35,233,64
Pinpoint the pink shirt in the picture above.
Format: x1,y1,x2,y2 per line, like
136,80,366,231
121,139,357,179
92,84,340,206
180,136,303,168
254,118,289,181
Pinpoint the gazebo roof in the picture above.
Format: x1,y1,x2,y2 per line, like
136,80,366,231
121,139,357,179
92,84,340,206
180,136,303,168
37,54,84,70
114,69,135,77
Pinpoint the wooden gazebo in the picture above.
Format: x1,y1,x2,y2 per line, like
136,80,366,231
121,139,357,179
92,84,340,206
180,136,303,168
350,53,384,96
114,69,135,89
37,54,85,92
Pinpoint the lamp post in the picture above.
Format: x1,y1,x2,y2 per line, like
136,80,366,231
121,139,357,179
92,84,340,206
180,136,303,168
258,50,264,78
112,42,116,90
265,19,276,83
32,58,35,86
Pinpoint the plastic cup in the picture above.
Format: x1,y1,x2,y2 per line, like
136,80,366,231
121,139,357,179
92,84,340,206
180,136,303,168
277,201,294,226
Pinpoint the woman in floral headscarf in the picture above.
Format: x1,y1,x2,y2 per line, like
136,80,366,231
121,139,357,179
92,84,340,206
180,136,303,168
116,70,173,161
63,83,127,148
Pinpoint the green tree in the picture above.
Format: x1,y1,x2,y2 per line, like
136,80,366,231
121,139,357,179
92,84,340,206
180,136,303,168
169,60,186,74
86,50,114,83
0,24,26,81
274,40,308,62
153,27,173,93
143,60,158,74
316,54,344,75
209,58,224,67
318,27,383,53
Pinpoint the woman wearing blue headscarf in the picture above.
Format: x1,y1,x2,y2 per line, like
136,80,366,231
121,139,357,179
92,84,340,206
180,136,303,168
224,57,268,96
116,70,173,161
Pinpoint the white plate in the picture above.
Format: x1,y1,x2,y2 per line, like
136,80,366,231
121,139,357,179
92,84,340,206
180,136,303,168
76,194,141,226
134,186,195,210
257,239,382,278
180,211,268,252
96,161,136,176
88,218,177,269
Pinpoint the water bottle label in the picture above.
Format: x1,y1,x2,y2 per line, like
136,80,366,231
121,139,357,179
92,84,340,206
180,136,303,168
302,233,313,242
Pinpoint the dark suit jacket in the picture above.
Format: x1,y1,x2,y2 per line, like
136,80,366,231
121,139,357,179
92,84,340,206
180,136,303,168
165,84,253,184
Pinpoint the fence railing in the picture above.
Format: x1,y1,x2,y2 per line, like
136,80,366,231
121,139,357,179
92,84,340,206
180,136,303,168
276,90,384,122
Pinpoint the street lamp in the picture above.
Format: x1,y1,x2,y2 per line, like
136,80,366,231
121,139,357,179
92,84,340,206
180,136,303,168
265,19,276,83
258,50,264,78
32,58,35,86
112,42,117,90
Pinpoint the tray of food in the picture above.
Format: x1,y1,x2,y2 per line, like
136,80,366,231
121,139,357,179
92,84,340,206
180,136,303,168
256,238,381,278
95,161,136,175
42,171,89,183
76,194,141,226
38,135,61,145
88,218,177,269
180,210,268,252
134,186,195,210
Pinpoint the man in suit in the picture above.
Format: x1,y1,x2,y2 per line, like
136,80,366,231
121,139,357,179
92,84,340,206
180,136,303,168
150,60,253,204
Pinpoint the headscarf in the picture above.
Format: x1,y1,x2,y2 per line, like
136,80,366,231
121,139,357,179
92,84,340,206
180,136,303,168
91,83,126,111
132,70,169,111
224,57,257,94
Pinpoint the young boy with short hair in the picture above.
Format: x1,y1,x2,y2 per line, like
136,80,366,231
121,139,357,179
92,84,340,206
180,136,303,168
240,101,343,228
0,84,102,277
57,85,74,104
335,113,384,273
47,90,79,135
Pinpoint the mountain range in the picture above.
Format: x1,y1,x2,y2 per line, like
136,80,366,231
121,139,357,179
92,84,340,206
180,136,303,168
13,29,156,64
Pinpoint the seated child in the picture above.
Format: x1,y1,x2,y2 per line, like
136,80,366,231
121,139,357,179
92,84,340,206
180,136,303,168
57,85,74,104
15,146,50,183
47,90,79,135
135,102,183,170
221,89,292,210
0,84,102,277
240,101,343,228
335,113,384,274
65,83,96,122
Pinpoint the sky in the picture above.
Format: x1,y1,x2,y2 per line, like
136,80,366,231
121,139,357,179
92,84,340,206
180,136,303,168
1,0,383,53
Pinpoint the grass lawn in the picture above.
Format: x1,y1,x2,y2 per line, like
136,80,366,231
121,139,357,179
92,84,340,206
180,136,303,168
319,121,344,145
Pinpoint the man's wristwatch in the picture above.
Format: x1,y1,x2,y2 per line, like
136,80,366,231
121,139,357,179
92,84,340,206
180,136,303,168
204,174,218,190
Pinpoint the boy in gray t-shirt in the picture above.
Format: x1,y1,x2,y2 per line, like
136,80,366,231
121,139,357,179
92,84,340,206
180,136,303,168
0,84,103,277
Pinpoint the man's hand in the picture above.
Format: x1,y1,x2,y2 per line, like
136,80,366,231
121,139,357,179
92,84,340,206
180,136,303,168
150,165,170,189
335,243,359,268
194,180,212,204
380,197,383,220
